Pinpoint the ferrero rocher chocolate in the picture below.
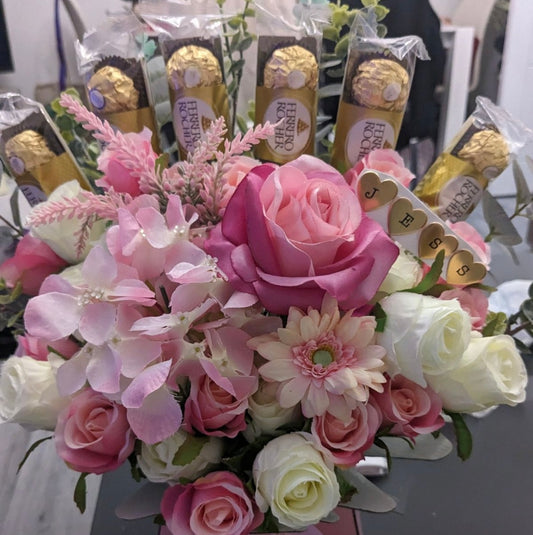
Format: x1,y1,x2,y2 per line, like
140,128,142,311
457,129,509,177
351,58,409,112
88,65,139,113
5,130,55,175
264,45,318,90
166,45,222,90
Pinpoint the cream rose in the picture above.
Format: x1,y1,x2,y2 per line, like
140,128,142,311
378,293,471,386
253,432,340,529
0,356,68,430
243,381,302,442
137,430,223,483
378,248,423,294
29,180,106,263
428,334,528,412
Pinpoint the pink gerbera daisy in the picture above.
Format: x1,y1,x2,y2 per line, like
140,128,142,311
248,295,387,419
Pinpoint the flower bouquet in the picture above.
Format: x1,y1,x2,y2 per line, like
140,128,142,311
0,1,531,533
0,89,529,534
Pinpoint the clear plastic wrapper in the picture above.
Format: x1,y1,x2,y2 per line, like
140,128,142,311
0,93,90,206
414,96,533,222
77,12,160,152
139,3,231,160
253,0,325,164
331,11,428,171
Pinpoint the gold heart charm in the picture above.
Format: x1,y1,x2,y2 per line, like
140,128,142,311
418,223,459,259
446,250,487,285
357,171,398,212
388,198,428,235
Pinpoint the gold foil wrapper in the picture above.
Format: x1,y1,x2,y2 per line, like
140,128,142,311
263,45,318,90
166,45,222,90
5,130,55,174
88,65,139,114
457,129,509,178
351,59,409,112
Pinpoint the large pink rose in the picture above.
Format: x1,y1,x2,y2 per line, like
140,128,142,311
345,149,415,189
205,155,398,314
96,128,157,196
0,234,67,295
371,374,444,439
439,287,489,331
446,220,491,267
161,471,264,535
55,388,135,474
311,402,381,467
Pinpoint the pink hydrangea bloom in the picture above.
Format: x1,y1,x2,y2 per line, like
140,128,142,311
250,295,387,419
15,334,79,361
24,245,155,344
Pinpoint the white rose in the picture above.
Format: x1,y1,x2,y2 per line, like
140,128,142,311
243,381,302,442
253,432,340,529
29,181,106,263
0,356,68,430
379,248,423,294
378,293,471,386
428,334,528,412
137,430,223,483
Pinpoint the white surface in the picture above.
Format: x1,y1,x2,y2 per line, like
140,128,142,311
429,0,461,20
436,25,475,153
494,0,533,195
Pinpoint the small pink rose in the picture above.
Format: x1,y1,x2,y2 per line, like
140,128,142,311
345,149,415,189
161,471,264,535
184,372,253,438
439,287,489,331
15,334,79,361
371,374,444,439
446,220,491,267
96,128,157,196
220,156,261,209
311,402,381,467
206,155,398,314
0,234,67,295
55,388,135,474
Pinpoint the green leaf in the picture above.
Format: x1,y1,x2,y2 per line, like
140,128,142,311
236,114,248,135
74,472,89,514
9,187,22,231
513,159,533,208
336,468,358,503
521,299,533,323
323,25,341,42
229,58,245,75
374,5,390,21
445,411,473,461
50,98,65,115
318,83,343,99
405,250,445,294
172,434,208,466
17,436,53,473
482,191,522,246
244,7,255,17
228,16,243,30
373,437,392,470
334,35,350,59
155,154,169,176
255,510,280,533
372,302,387,333
482,311,508,336
154,514,165,526
361,0,378,7
325,66,345,79
236,35,253,52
